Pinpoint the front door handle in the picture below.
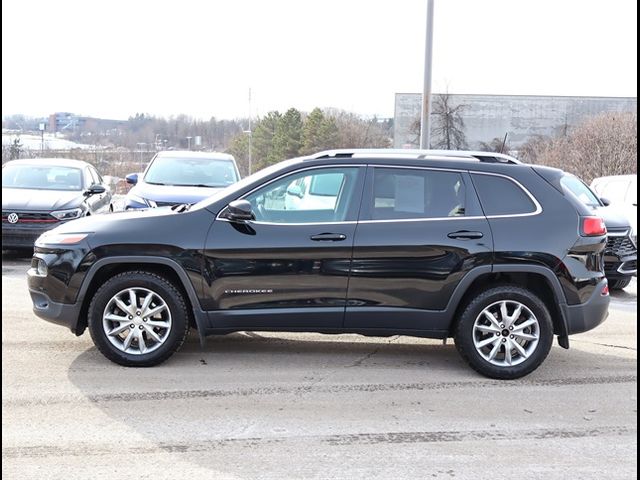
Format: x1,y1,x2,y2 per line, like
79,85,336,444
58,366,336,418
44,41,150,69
310,233,347,242
447,230,484,240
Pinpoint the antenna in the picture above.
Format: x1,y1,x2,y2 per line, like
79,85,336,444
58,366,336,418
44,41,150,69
500,132,508,154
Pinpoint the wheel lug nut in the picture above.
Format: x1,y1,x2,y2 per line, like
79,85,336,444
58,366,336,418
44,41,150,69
136,311,141,316
500,324,505,328
495,332,500,336
128,315,133,319
510,335,514,339
502,338,506,343
139,325,144,330
129,324,134,328
143,318,147,322
509,326,513,330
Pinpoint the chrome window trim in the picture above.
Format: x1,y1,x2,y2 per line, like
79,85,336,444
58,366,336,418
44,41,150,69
216,163,543,225
358,216,485,224
217,218,358,227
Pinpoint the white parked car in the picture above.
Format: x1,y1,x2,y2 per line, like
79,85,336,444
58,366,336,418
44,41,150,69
591,174,637,233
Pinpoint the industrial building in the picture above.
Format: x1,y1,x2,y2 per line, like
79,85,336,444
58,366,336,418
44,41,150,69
394,93,637,149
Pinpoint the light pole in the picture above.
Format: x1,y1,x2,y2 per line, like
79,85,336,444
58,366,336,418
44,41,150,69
243,128,252,176
247,88,252,174
420,0,435,150
39,122,46,152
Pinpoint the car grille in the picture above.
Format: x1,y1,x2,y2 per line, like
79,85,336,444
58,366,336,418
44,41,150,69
605,234,637,258
154,201,179,208
2,211,58,224
621,260,637,271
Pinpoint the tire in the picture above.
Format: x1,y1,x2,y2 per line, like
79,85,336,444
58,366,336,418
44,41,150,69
609,278,631,290
454,285,554,379
88,271,190,367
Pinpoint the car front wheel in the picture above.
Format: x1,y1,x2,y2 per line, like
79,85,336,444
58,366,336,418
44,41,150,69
454,285,554,379
88,271,190,367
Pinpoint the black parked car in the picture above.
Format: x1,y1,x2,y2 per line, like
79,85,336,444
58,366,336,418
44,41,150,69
28,150,610,379
560,174,637,290
2,158,112,249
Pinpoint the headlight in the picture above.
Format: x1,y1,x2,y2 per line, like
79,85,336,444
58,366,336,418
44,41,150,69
36,233,89,246
51,208,83,220
36,258,48,276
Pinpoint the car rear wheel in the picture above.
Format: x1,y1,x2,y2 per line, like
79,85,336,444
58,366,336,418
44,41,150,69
454,285,553,379
88,271,190,366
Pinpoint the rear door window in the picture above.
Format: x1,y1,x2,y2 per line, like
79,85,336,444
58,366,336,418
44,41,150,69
472,174,537,216
370,168,466,220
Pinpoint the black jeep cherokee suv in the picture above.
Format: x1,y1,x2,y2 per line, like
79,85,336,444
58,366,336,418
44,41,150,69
28,149,610,379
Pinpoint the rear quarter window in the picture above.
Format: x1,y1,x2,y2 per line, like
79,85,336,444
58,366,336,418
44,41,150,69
472,174,537,216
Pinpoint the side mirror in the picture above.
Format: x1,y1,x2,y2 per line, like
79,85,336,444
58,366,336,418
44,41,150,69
600,197,611,207
84,184,107,196
125,173,139,185
286,184,303,198
221,200,254,222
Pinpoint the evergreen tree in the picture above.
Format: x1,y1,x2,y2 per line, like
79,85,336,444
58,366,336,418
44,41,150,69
251,111,282,170
301,108,339,155
271,108,303,164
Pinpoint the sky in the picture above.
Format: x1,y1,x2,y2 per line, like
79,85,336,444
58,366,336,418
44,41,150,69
1,0,637,121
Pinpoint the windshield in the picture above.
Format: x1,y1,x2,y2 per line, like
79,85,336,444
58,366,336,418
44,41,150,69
2,164,83,191
144,156,239,187
561,175,601,207
191,158,300,211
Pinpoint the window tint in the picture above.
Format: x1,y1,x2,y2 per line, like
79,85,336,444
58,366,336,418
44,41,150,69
472,174,536,216
561,175,600,207
371,168,466,220
245,167,360,223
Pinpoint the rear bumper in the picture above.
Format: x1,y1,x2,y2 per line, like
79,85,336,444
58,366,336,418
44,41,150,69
564,278,610,335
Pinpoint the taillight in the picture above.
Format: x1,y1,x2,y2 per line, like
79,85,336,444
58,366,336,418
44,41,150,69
601,284,609,296
580,216,607,236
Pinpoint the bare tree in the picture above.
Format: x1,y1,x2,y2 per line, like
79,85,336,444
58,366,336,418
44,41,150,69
409,92,468,149
519,112,637,183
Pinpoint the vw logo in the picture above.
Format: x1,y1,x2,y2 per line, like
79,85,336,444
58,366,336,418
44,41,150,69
7,213,19,224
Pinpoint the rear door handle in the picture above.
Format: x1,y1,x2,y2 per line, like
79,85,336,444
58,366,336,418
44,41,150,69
310,233,347,242
447,230,484,240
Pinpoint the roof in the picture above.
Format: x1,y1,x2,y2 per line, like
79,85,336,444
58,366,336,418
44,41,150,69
307,149,522,164
155,150,235,161
3,158,93,168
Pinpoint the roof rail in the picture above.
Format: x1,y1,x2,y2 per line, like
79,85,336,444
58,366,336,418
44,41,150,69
310,148,521,164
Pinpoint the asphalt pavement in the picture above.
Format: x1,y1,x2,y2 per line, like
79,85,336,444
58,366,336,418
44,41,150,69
2,253,637,479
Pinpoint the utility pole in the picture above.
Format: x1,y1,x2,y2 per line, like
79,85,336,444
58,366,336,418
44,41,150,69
420,0,435,150
248,88,252,175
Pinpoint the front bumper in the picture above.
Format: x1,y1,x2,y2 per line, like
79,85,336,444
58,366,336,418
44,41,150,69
604,230,637,278
564,278,610,335
28,284,82,334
